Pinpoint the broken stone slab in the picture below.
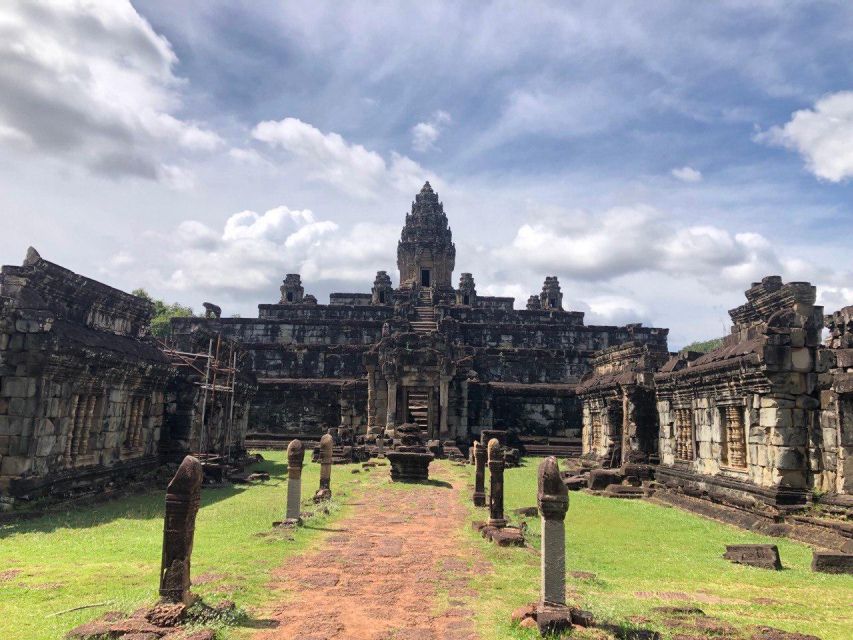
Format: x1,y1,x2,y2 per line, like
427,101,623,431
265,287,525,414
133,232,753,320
472,520,525,546
723,544,782,570
587,468,623,490
603,485,645,499
563,475,587,491
811,551,853,574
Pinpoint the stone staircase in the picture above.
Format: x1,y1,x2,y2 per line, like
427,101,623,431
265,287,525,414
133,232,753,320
411,288,436,333
407,390,430,431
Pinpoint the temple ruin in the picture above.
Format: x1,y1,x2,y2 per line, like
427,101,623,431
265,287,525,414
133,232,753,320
1,182,851,515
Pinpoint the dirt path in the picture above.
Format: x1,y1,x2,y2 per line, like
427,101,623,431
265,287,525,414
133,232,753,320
253,466,486,640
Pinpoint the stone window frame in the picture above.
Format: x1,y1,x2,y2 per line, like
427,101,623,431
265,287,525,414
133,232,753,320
718,401,749,471
673,405,695,462
124,395,149,451
64,392,104,467
590,410,603,452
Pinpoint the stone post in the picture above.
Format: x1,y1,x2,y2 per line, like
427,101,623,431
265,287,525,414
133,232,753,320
159,455,203,604
386,378,398,431
314,433,333,502
487,438,506,528
538,456,569,607
473,440,487,507
439,377,450,439
366,365,376,434
285,439,305,522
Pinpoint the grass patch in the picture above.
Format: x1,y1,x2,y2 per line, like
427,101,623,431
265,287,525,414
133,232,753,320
454,461,853,640
0,451,367,640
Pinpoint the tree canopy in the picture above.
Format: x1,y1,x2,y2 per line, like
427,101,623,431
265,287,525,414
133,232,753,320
132,288,193,338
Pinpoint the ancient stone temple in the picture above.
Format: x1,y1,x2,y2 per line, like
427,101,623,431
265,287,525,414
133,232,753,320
170,182,668,446
577,341,668,466
0,249,254,501
655,276,826,509
0,249,173,498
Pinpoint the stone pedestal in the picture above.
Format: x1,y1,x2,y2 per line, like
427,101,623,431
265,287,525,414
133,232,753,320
159,456,203,604
314,433,333,502
387,450,433,482
473,441,486,507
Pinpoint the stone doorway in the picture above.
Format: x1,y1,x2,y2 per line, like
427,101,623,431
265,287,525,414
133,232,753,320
406,386,433,436
420,268,431,287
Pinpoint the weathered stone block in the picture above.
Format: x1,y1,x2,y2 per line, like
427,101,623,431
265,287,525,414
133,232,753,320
791,348,812,372
0,455,32,476
811,552,853,574
723,544,781,570
1,376,34,398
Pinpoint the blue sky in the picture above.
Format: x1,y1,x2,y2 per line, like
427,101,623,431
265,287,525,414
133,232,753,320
1,1,852,348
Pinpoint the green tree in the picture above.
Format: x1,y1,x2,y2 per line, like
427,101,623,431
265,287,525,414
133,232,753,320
132,288,193,338
682,336,725,353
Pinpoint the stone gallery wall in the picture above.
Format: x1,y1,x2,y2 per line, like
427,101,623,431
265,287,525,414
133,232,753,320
655,277,826,508
0,249,173,499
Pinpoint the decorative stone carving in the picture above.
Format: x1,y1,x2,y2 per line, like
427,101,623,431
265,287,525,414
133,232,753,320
526,295,541,310
159,455,203,604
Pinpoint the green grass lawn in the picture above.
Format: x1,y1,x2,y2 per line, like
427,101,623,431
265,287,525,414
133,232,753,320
459,460,853,640
0,452,367,640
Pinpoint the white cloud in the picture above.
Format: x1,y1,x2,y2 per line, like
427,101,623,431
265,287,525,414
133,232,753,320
757,91,853,182
252,117,427,198
498,204,793,289
671,166,702,182
158,204,397,297
0,0,222,183
411,110,451,152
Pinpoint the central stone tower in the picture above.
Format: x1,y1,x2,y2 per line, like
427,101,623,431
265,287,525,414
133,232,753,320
397,182,455,295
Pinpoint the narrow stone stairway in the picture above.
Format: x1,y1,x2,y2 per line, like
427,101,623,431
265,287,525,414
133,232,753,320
407,390,430,430
411,288,436,333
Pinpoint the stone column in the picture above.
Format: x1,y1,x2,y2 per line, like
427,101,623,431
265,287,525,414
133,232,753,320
386,378,398,431
366,365,376,435
285,439,305,522
439,377,450,439
487,438,506,528
473,440,487,507
314,433,333,502
159,455,203,604
538,456,569,607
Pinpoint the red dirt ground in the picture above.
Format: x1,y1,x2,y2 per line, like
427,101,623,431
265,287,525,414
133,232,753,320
253,466,485,640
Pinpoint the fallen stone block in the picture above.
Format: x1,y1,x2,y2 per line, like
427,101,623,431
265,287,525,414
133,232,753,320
603,485,645,499
811,551,853,574
587,468,623,490
723,544,782,570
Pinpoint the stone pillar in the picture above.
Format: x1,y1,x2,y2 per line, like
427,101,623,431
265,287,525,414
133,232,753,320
366,365,376,434
386,378,398,431
285,439,304,522
159,455,203,604
487,438,506,528
439,377,450,439
538,456,569,607
314,433,333,502
473,440,487,507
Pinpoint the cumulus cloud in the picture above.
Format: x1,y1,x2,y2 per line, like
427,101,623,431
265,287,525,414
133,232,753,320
671,166,702,182
757,91,853,182
251,117,426,198
159,204,397,299
411,110,452,152
498,204,793,289
0,0,222,183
